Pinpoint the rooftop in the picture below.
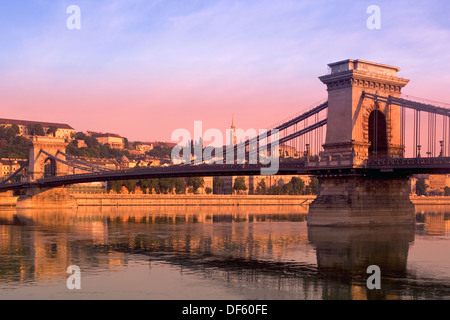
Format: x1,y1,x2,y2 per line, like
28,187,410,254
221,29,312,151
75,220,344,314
0,118,74,130
86,131,123,138
327,59,400,77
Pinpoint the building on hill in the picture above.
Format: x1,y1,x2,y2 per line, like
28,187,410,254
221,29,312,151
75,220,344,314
135,143,154,153
118,155,138,169
86,131,125,149
0,118,75,140
0,158,28,179
76,140,87,148
151,141,177,148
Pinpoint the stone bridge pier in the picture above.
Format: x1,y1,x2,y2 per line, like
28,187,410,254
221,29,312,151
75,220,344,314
17,136,76,209
308,59,415,226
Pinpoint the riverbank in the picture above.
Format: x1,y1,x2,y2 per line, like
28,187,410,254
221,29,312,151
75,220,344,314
1,193,450,207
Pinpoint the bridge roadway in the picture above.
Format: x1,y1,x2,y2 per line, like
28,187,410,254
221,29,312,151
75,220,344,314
0,157,449,192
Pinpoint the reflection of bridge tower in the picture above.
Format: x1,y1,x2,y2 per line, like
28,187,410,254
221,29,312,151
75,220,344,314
320,59,409,164
28,136,70,181
308,225,415,299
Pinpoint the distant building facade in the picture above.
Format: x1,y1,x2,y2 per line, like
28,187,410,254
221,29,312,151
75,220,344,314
86,131,125,149
0,118,75,140
0,158,27,179
136,143,154,153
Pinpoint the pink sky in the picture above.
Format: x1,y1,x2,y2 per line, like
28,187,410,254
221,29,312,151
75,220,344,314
1,65,448,145
0,70,325,142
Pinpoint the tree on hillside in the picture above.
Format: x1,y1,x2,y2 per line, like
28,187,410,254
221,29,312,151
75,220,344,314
75,132,87,140
133,141,142,149
84,136,100,148
147,145,173,158
0,125,30,159
123,137,129,149
9,124,20,136
47,126,58,137
26,123,45,136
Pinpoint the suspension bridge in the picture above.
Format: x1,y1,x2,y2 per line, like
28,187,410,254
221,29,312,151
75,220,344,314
1,59,449,225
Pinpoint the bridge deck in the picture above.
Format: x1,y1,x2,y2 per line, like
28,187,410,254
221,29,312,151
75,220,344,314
1,157,449,191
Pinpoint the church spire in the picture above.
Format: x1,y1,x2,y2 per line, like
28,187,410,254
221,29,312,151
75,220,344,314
231,114,237,146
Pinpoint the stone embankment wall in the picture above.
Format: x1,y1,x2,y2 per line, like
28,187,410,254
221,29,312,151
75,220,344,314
0,191,18,207
410,196,450,205
73,194,316,207
1,193,450,207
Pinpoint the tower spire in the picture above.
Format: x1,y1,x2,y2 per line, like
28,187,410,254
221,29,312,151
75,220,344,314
231,114,237,146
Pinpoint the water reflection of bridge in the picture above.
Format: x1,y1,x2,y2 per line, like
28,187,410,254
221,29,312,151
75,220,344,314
1,208,449,299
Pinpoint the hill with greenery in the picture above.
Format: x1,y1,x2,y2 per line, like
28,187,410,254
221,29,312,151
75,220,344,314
66,132,136,159
0,125,29,159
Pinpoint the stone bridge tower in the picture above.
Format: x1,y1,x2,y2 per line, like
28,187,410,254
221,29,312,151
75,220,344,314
319,59,409,165
28,136,70,181
308,59,415,226
17,136,76,209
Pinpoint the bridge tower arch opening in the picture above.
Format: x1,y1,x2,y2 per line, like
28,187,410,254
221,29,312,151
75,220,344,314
44,157,57,178
368,109,388,158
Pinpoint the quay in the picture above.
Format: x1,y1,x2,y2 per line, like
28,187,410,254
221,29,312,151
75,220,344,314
1,192,450,207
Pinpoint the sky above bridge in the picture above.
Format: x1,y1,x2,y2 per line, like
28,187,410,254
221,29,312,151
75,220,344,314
0,0,449,142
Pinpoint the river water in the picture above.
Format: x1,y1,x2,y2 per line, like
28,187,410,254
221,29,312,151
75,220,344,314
0,204,449,300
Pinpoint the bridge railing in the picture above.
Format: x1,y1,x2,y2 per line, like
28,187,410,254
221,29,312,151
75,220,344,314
367,157,450,167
